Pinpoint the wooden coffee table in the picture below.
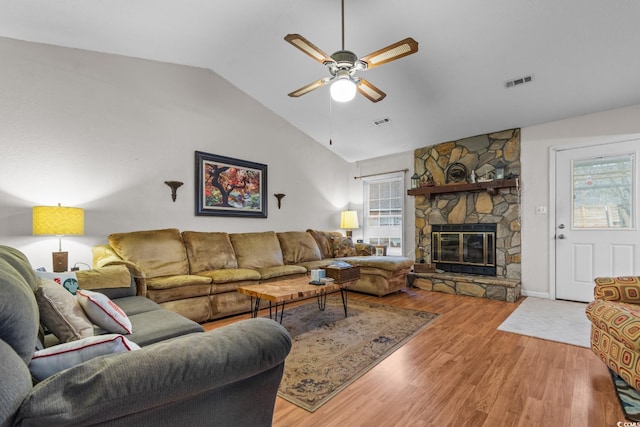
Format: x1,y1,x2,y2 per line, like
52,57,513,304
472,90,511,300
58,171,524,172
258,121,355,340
237,275,356,323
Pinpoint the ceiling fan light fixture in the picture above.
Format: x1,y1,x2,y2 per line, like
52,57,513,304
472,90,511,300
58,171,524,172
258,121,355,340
284,2,418,102
330,73,357,102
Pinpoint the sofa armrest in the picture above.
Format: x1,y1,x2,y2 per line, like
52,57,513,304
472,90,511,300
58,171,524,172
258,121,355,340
594,276,640,303
17,318,291,426
92,245,147,296
355,243,375,256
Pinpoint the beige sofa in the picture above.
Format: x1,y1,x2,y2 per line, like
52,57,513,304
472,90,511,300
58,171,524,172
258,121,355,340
93,228,413,322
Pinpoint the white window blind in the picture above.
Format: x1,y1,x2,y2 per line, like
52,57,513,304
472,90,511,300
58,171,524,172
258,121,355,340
362,173,404,256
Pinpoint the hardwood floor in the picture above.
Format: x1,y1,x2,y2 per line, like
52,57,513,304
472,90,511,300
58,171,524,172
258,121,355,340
203,288,624,426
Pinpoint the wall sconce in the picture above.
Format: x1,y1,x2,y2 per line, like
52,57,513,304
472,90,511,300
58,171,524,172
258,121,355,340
274,193,286,209
340,210,359,238
164,181,183,202
33,203,85,272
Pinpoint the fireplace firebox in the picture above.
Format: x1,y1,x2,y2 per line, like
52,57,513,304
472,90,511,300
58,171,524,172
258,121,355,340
431,224,497,276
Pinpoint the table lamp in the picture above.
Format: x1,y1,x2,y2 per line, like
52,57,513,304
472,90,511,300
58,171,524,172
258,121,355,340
340,210,359,239
33,204,84,272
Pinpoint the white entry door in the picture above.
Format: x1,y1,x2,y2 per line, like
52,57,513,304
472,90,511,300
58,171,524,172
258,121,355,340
555,139,639,302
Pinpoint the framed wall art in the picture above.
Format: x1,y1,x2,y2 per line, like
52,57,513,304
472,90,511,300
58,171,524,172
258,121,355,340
374,245,387,256
195,151,267,218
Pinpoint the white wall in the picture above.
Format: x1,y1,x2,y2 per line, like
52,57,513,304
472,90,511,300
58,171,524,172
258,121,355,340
521,104,640,298
0,37,351,270
348,151,415,256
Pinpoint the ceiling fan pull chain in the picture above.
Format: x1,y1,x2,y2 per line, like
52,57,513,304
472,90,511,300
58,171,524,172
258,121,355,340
329,94,334,145
341,0,345,50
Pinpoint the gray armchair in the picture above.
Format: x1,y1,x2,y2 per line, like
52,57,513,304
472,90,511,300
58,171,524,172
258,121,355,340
1,246,291,427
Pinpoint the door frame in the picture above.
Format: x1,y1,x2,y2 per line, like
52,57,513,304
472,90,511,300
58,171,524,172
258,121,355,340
548,135,640,300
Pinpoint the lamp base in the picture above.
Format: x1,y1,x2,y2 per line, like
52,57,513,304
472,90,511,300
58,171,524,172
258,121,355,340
345,230,353,238
52,251,68,272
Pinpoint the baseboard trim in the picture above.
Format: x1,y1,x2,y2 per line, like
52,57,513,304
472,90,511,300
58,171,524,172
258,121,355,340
521,290,550,299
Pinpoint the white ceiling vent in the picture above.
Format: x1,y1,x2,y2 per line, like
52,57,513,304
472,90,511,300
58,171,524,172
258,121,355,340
505,74,534,88
373,117,392,126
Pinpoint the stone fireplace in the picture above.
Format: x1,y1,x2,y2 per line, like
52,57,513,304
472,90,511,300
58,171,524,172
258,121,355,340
410,128,522,302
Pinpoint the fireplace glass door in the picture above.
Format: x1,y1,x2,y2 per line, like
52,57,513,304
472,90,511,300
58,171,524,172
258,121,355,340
432,226,496,275
438,233,460,262
463,233,486,264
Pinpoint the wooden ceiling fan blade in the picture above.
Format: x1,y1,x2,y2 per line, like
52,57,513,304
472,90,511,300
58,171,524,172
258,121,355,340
284,34,334,64
288,79,329,97
360,37,419,69
357,79,386,103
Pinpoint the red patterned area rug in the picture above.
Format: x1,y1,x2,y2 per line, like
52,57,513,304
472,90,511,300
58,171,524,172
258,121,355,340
271,296,439,412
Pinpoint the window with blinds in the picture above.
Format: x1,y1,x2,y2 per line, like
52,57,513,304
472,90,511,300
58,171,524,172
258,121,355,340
363,174,404,256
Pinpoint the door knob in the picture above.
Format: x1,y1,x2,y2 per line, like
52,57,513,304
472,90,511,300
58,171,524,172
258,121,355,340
558,224,565,229
557,234,566,239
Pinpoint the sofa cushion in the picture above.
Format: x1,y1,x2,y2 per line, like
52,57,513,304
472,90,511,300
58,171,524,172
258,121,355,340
0,245,40,292
229,232,284,269
307,230,343,258
125,309,204,346
157,297,212,324
335,255,414,271
586,299,640,351
145,275,212,291
295,259,334,271
36,279,94,343
145,276,212,304
112,296,163,316
197,268,261,284
257,265,307,281
331,236,357,257
347,273,406,297
76,290,133,335
210,280,257,295
277,231,322,264
0,255,40,363
0,340,32,426
182,231,238,273
594,276,640,303
108,229,189,278
29,334,139,381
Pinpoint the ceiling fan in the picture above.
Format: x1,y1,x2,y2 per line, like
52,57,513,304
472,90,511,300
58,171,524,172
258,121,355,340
285,0,418,103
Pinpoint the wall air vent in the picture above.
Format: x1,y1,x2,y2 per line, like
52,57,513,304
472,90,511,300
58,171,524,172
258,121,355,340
505,74,534,88
373,117,392,126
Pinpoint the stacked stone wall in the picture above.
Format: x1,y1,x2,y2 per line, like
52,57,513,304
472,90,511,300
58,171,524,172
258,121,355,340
414,128,521,281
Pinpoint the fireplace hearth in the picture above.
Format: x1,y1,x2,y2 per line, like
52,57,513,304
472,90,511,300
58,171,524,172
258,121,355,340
431,224,497,276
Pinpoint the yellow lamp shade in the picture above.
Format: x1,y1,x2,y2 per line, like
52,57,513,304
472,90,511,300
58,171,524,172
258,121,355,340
340,210,359,230
33,205,84,236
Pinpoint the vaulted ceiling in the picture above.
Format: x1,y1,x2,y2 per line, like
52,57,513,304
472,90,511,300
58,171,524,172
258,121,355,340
1,0,639,162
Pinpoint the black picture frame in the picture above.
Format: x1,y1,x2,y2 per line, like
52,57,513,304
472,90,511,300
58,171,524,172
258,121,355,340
195,151,267,218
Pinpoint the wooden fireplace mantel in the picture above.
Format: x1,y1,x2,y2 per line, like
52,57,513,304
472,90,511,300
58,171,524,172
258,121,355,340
407,178,518,199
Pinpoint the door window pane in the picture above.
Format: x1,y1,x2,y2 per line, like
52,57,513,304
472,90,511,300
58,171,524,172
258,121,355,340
572,154,634,229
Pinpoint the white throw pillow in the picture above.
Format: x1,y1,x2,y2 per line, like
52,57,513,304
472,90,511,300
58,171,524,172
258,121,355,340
29,334,140,381
76,290,132,334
